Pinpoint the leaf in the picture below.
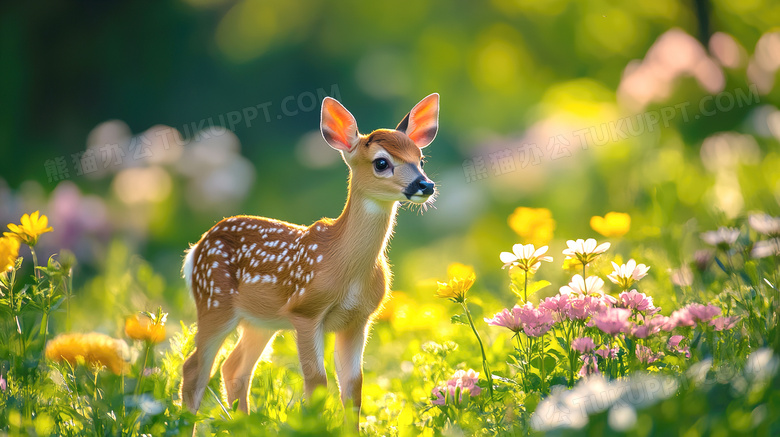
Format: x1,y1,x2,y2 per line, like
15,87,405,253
714,257,728,273
527,280,551,297
451,314,469,325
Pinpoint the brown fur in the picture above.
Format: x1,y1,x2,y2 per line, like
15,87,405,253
181,94,439,428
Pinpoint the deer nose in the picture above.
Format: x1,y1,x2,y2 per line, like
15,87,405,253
417,179,435,195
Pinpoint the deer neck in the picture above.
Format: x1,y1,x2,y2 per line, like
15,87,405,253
330,177,398,273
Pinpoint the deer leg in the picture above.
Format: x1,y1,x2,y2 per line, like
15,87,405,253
222,325,277,413
181,316,237,413
335,322,368,426
292,319,327,398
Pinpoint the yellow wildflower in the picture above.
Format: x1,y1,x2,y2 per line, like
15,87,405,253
436,273,476,303
447,262,475,279
5,211,53,246
508,207,556,246
125,314,166,344
0,236,20,273
590,212,631,238
46,333,128,374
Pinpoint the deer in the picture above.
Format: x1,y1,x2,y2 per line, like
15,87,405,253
180,93,439,424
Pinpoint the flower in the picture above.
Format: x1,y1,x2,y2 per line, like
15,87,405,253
484,306,524,333
701,227,739,248
0,236,20,273
435,273,476,303
710,316,740,331
125,314,166,344
563,239,611,266
518,305,555,337
0,374,6,391
508,207,556,246
5,211,54,246
667,335,690,358
567,295,609,320
46,333,128,374
607,260,650,290
595,345,619,359
751,239,780,258
431,369,482,405
617,290,658,314
579,354,599,377
572,337,596,353
625,315,666,338
686,303,721,322
447,262,475,279
500,244,553,273
590,212,631,238
749,214,780,236
636,345,664,364
663,308,695,330
592,307,631,335
560,274,617,304
539,294,571,318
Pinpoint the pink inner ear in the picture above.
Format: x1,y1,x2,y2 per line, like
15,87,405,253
407,95,439,148
322,99,358,151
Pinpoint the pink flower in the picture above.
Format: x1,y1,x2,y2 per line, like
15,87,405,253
567,295,609,320
710,316,740,331
626,314,667,338
572,337,596,353
592,307,631,335
618,290,659,314
539,294,570,317
596,345,619,359
519,305,555,337
667,335,690,358
0,375,5,391
686,303,721,323
484,306,524,333
663,308,695,330
636,344,664,364
431,369,482,405
578,354,600,377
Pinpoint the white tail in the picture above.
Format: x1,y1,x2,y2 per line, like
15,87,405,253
181,94,440,424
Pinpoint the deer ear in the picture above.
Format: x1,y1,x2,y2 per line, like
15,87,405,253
321,97,360,152
396,93,439,148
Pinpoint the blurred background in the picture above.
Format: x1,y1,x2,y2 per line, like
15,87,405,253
1,0,779,330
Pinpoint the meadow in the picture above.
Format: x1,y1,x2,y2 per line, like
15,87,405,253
2,1,780,435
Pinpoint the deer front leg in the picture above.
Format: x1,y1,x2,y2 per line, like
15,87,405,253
335,322,368,423
292,318,327,398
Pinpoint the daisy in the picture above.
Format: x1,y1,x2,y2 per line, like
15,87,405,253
562,238,610,266
607,259,650,290
500,244,553,273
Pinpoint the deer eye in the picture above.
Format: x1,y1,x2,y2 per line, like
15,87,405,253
373,158,390,172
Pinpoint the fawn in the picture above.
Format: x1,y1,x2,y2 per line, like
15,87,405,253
181,94,439,420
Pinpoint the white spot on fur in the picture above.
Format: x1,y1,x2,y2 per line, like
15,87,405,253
343,280,361,310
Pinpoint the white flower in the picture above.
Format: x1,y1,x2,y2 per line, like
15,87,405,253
701,227,740,247
607,259,650,289
562,238,610,265
500,244,553,273
751,238,780,258
749,214,780,236
560,274,605,297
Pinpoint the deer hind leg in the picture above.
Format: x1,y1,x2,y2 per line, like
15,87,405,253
222,324,277,413
181,314,238,413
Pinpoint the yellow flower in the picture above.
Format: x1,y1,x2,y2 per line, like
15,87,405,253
46,333,128,374
0,236,20,273
590,212,631,238
436,273,476,303
125,314,166,344
5,211,53,246
447,262,475,279
508,207,556,246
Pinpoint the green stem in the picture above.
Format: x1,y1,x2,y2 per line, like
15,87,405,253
135,343,152,397
539,332,547,394
462,301,493,398
524,270,528,303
